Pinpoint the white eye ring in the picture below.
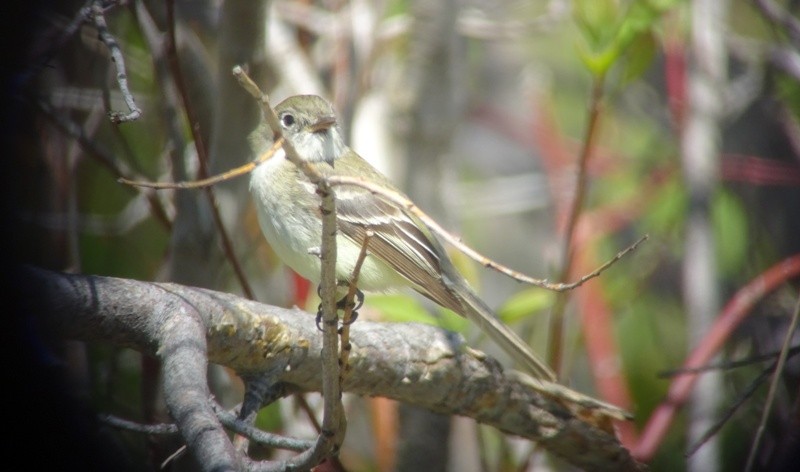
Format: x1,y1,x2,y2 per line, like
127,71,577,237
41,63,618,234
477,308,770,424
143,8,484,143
280,113,296,128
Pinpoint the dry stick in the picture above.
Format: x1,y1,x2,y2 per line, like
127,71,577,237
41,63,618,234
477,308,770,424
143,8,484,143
121,149,646,291
213,405,315,452
160,398,319,467
100,414,179,435
118,139,284,189
686,363,775,458
659,345,800,377
326,176,648,291
744,293,800,472
90,1,141,123
232,66,345,468
339,231,374,386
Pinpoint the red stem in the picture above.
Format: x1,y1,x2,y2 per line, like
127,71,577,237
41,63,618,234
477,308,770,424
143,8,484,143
633,254,800,461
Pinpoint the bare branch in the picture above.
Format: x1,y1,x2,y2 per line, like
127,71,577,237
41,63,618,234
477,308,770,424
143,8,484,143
90,1,142,123
339,231,373,386
232,65,345,468
99,414,179,435
18,266,644,471
117,139,284,189
214,405,315,452
325,175,647,290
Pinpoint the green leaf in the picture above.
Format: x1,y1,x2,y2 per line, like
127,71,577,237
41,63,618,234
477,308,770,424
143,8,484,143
366,294,434,324
365,294,475,333
573,0,620,49
255,401,282,432
497,289,554,324
574,0,679,78
616,0,662,50
712,190,749,276
775,74,800,121
621,31,657,84
641,178,688,237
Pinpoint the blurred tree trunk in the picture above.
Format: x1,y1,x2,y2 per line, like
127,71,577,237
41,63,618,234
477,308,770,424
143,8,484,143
163,0,271,291
682,0,728,470
390,0,466,470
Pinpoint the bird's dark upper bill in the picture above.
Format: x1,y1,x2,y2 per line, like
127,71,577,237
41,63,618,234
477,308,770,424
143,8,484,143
310,115,336,133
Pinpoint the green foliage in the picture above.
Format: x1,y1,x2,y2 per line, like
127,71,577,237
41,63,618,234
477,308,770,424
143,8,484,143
616,293,686,420
712,189,749,277
365,294,433,324
621,30,657,84
573,0,681,77
255,401,284,434
775,74,800,121
366,294,469,333
641,177,688,240
497,288,554,324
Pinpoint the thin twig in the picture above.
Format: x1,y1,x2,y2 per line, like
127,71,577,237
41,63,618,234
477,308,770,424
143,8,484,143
213,405,315,452
325,175,646,291
686,362,775,458
548,74,606,373
339,231,373,386
123,157,646,293
99,414,179,434
744,293,800,471
659,345,800,377
633,254,800,461
117,139,283,189
295,394,323,433
162,0,256,299
232,66,345,468
90,1,142,123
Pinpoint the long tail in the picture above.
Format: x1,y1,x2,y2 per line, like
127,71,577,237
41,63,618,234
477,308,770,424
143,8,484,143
448,281,556,381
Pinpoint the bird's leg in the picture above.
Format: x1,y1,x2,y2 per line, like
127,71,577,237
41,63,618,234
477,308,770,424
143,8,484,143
338,288,364,325
315,284,337,332
315,285,365,331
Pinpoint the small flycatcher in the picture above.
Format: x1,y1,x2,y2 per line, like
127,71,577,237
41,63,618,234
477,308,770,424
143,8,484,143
250,95,554,381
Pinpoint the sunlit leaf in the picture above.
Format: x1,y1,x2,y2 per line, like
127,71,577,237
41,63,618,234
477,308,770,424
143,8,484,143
621,31,657,84
366,294,433,323
573,0,620,49
497,289,554,324
640,178,687,239
712,189,749,276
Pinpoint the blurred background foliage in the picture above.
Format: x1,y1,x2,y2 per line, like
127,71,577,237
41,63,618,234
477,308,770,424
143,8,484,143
9,0,800,470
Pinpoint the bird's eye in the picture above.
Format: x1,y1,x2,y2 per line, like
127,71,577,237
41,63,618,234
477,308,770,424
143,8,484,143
280,113,295,128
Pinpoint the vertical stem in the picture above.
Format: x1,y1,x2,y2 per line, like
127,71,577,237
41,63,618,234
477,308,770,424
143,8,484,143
164,0,255,300
318,183,345,450
683,0,728,469
547,74,605,376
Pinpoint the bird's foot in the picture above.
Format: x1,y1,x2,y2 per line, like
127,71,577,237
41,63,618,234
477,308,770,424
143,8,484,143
315,287,365,331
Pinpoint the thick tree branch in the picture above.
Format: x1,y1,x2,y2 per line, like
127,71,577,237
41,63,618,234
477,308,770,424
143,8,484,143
16,266,644,472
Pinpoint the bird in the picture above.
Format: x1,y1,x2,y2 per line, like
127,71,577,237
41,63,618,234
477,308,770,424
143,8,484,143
249,94,555,381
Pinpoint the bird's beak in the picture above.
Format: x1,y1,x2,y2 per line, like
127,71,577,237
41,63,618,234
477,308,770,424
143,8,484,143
309,115,336,133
